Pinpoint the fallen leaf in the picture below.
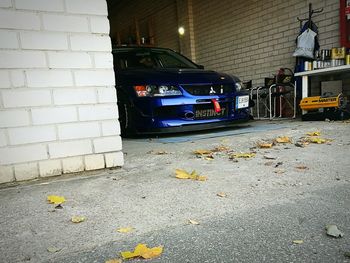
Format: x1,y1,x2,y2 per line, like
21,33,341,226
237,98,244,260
275,136,292,143
175,169,207,181
71,216,86,223
295,165,308,170
263,155,276,160
274,169,285,174
47,195,66,205
293,240,304,244
147,150,168,155
230,153,256,159
117,227,134,233
121,243,163,260
306,131,321,136
295,141,309,148
188,219,200,225
212,145,230,152
257,142,273,148
193,149,212,155
308,137,327,144
205,154,215,160
326,224,344,238
217,192,227,197
105,259,122,263
47,247,61,253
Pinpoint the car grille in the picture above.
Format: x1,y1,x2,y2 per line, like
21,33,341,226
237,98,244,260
181,84,233,95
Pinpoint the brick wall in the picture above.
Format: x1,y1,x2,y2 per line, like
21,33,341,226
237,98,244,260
0,0,123,184
192,0,340,85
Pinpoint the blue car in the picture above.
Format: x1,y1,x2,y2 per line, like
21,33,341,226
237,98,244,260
113,46,251,136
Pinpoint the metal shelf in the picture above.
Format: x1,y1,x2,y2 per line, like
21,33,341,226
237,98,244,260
294,64,350,77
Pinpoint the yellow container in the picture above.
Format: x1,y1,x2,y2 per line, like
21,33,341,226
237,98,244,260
346,55,350,65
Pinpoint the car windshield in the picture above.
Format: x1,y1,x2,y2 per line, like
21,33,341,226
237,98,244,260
115,49,199,70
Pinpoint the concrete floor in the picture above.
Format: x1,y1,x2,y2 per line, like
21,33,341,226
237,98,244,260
0,120,349,263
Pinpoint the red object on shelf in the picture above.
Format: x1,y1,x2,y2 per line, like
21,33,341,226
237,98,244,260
340,0,350,48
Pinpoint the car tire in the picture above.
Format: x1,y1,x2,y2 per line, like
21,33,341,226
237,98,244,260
117,96,136,137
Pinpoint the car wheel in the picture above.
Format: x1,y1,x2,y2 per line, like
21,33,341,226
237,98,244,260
117,97,136,137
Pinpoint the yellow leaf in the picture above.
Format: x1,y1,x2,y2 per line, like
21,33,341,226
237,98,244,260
293,240,304,244
47,195,66,205
117,227,134,233
188,219,200,225
257,142,273,148
217,192,227,197
121,244,163,260
141,246,163,259
230,153,256,159
196,175,208,181
175,169,191,179
306,131,321,136
275,136,292,143
71,216,85,223
307,137,326,144
193,149,212,155
105,259,122,263
212,145,230,152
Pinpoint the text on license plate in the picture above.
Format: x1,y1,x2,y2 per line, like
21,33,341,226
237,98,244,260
236,95,249,109
195,108,226,119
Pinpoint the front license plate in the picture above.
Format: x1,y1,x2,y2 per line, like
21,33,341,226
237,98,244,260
195,107,227,119
236,95,249,109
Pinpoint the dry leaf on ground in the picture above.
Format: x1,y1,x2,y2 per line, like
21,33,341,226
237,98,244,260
47,195,66,205
193,149,212,155
105,259,122,263
307,131,321,136
293,240,304,244
307,137,330,144
275,136,292,143
295,165,309,170
71,216,86,223
117,227,134,233
212,145,230,152
257,142,273,148
274,169,285,174
263,155,276,160
175,169,207,181
188,219,200,225
230,153,256,159
326,225,344,238
217,192,227,197
121,243,163,260
147,150,168,155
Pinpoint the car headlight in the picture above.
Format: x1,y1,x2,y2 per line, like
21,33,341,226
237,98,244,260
235,82,242,91
134,85,182,97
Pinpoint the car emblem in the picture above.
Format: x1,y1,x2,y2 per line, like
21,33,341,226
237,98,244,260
209,87,216,94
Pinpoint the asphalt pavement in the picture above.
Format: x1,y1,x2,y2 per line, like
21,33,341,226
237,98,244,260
0,120,349,263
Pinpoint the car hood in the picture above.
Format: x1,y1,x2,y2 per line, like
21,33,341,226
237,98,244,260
117,68,236,85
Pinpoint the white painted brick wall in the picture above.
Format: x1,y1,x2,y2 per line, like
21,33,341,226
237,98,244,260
15,0,64,12
0,165,14,183
0,144,47,165
48,52,92,68
105,152,124,168
0,110,30,128
2,89,52,108
0,30,19,49
74,70,115,86
66,0,108,15
14,162,38,181
39,159,62,177
70,34,111,51
0,9,40,30
85,154,105,170
0,0,123,183
78,104,118,121
20,31,68,50
43,14,89,33
53,88,96,105
49,140,92,158
90,16,110,33
93,136,122,153
31,107,77,125
57,122,100,140
26,70,73,87
0,51,46,68
8,126,56,145
62,156,84,173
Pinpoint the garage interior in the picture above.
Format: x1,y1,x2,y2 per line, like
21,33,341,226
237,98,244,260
107,0,350,128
